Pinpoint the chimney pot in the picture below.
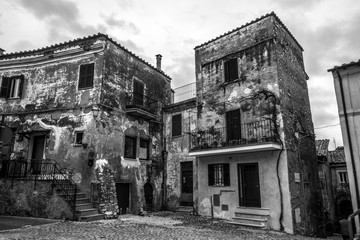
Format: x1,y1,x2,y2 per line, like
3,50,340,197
156,54,162,70
0,48,5,56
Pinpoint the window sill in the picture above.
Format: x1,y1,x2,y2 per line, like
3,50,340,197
124,157,137,161
172,135,183,139
78,86,94,91
209,185,230,187
73,144,83,147
220,79,240,88
5,97,21,100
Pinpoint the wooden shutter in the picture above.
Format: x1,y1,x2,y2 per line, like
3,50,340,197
224,61,230,82
172,114,182,137
224,163,230,186
0,77,10,98
18,75,25,98
208,164,214,186
228,58,238,81
79,63,94,89
86,63,94,87
79,65,86,88
133,80,144,105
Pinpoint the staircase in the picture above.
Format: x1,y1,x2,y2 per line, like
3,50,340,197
175,205,194,214
228,207,270,229
56,182,104,222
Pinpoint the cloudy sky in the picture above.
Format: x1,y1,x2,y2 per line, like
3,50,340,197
1,0,359,149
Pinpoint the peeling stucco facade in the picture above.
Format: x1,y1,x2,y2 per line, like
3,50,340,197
0,34,171,215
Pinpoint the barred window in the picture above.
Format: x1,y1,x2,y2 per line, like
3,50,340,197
208,163,230,186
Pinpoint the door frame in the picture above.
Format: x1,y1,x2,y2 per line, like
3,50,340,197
238,162,261,208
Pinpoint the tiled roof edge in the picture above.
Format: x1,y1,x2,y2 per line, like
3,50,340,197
0,33,171,80
194,12,303,51
328,59,360,72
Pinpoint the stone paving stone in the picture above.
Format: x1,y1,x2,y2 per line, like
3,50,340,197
0,212,326,240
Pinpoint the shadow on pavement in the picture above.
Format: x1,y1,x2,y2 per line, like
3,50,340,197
0,215,59,231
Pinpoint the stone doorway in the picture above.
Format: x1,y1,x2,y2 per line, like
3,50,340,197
144,183,153,211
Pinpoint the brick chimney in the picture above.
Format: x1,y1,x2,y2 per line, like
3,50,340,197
0,48,5,56
156,54,162,70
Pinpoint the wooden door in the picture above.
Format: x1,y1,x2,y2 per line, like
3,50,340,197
180,161,193,206
116,183,130,214
238,163,261,207
226,109,241,141
31,135,45,174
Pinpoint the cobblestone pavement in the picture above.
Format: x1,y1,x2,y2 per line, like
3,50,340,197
0,212,334,240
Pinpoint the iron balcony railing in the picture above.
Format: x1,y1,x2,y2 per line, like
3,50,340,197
189,119,279,151
173,82,196,103
126,92,159,113
0,159,78,220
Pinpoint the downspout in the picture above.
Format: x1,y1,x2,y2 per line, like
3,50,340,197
336,70,360,210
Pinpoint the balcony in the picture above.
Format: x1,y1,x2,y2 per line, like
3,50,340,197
173,82,196,103
125,92,159,120
188,119,281,157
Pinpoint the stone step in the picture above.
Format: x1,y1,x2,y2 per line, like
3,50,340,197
227,220,265,228
232,216,267,225
76,203,94,211
76,198,90,204
60,192,86,199
76,208,99,217
234,213,268,221
176,206,193,214
80,213,104,222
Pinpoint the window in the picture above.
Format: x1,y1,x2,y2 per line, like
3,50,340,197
78,63,94,89
133,80,144,106
339,171,348,184
208,163,230,186
124,136,137,159
74,131,84,145
224,58,238,82
139,139,150,160
226,109,241,141
172,114,182,137
0,75,24,99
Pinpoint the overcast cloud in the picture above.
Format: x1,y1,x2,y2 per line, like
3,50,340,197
1,0,359,148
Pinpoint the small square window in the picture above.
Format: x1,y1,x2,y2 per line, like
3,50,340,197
172,114,182,137
224,58,238,82
208,163,230,186
139,139,150,160
0,75,24,99
125,136,137,159
78,63,94,89
339,171,348,184
74,131,84,145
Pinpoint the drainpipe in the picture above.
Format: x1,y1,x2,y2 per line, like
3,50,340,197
336,70,360,212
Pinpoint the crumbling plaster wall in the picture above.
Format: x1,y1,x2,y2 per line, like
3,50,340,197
96,41,172,212
194,17,281,134
164,102,197,210
274,19,323,236
0,39,171,213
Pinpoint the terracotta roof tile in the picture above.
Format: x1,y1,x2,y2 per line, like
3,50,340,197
329,146,346,164
328,59,360,72
315,139,330,157
194,12,303,51
0,33,171,79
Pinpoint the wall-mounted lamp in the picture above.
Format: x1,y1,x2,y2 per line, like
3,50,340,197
92,105,100,117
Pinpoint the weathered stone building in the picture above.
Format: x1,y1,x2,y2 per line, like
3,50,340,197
165,12,323,236
0,33,171,218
